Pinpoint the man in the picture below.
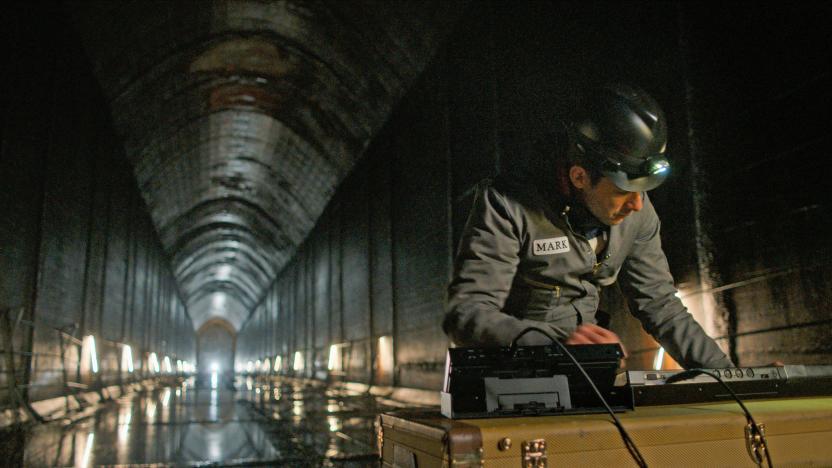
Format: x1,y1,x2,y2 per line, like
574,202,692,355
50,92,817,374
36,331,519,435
443,84,732,369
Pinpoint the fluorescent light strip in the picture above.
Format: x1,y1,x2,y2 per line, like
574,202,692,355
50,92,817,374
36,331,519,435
653,347,666,371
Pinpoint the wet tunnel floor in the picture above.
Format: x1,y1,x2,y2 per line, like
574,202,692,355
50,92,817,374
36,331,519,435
1,377,425,467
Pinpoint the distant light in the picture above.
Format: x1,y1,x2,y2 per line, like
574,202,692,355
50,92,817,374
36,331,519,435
293,351,304,372
216,265,232,280
176,360,183,373
263,358,271,374
327,416,340,432
654,347,666,371
378,336,394,375
121,345,134,373
255,359,262,373
212,293,227,310
118,409,131,443
149,353,160,374
146,399,157,420
274,356,282,373
211,371,218,389
209,389,218,421
328,344,341,371
246,361,254,373
162,356,173,373
211,362,220,372
80,432,95,468
82,335,99,374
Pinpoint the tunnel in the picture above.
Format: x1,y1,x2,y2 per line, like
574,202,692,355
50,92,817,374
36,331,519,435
2,1,831,466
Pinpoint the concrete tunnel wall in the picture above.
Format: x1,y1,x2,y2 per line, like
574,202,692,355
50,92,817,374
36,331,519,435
235,2,832,388
1,2,196,407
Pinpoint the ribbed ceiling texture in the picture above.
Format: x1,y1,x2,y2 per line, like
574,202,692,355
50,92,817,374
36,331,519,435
68,1,461,331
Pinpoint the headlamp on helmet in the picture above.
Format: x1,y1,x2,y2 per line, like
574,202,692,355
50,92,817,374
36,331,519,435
572,84,671,192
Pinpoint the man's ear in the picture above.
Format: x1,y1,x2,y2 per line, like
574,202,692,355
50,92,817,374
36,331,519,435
569,165,589,190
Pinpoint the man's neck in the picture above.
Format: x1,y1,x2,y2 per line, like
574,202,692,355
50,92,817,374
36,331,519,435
569,198,607,240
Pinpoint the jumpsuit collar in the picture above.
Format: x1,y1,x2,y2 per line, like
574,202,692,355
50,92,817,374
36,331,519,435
566,199,608,240
552,193,608,241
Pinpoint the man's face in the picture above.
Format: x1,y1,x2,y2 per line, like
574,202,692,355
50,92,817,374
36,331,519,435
569,167,644,225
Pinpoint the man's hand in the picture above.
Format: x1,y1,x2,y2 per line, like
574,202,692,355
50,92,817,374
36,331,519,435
564,324,628,358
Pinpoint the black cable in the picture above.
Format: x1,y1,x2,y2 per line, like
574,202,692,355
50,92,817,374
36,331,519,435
510,325,569,348
510,326,648,468
665,369,773,468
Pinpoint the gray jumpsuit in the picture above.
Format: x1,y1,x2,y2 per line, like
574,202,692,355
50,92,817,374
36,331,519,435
443,178,732,369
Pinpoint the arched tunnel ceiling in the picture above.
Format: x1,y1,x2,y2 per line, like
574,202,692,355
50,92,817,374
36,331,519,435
68,0,464,331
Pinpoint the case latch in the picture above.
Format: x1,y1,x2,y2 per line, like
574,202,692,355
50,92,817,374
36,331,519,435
522,439,548,468
745,423,768,466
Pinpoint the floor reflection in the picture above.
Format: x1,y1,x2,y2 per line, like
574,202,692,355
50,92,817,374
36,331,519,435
0,375,422,466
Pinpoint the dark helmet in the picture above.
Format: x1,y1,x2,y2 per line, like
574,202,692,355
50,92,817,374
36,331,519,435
571,83,670,192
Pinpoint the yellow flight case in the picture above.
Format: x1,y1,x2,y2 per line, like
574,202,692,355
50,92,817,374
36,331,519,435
378,396,832,467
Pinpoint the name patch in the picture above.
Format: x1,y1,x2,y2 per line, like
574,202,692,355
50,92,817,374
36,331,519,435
533,236,571,256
